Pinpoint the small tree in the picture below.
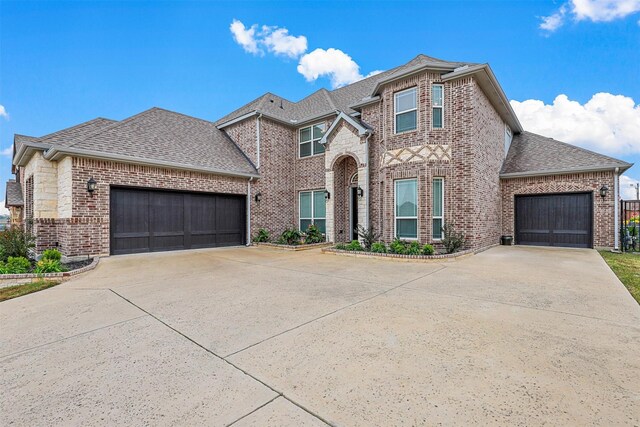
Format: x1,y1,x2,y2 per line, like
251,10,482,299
442,222,466,254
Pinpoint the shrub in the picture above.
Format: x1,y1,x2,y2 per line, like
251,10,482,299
389,239,407,254
346,240,363,251
422,244,435,255
0,262,7,274
442,222,466,254
371,242,387,253
252,228,271,243
277,228,303,245
406,241,422,255
33,258,66,274
304,224,324,244
0,227,36,261
5,256,31,274
356,225,380,251
334,243,348,250
42,249,62,262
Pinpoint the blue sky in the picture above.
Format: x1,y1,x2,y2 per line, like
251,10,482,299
1,0,639,209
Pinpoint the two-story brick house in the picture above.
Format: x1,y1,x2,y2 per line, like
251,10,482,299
6,54,633,258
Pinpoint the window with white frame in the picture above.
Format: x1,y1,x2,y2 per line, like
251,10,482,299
432,178,444,239
432,84,444,129
394,88,417,133
395,178,418,239
299,123,326,158
299,190,326,234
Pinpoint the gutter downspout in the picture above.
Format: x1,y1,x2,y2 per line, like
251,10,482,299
364,130,373,231
256,114,262,170
247,177,253,246
614,167,619,250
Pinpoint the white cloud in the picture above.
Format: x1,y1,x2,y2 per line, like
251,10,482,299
298,48,367,89
0,104,8,120
0,202,8,217
230,19,260,54
621,175,640,200
1,144,13,158
510,93,640,155
262,27,307,58
540,0,640,31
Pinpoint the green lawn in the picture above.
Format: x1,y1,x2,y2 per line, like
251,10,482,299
0,280,61,302
599,251,640,304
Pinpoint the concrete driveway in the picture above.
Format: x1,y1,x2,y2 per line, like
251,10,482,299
1,246,639,426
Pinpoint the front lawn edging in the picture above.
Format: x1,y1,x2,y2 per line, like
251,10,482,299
322,245,494,262
0,257,100,288
254,242,333,251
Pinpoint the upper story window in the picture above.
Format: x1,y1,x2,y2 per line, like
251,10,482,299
299,123,326,158
432,84,444,129
394,88,417,133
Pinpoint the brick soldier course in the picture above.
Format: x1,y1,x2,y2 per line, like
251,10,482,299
6,54,633,258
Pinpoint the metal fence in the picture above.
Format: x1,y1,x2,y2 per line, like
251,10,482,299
620,199,640,252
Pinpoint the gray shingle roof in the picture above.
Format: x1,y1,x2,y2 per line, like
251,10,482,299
63,108,257,176
216,54,475,126
501,131,632,176
5,180,23,207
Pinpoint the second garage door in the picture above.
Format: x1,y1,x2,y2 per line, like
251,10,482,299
515,193,593,248
110,187,245,255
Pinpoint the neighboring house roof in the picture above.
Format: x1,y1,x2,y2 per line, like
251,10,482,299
5,179,23,207
14,108,259,178
216,54,484,128
501,131,633,177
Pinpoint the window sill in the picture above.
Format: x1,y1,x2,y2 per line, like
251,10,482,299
393,129,418,136
298,153,325,160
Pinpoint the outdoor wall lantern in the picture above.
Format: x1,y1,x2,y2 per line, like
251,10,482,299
87,177,97,195
357,186,364,198
254,192,262,202
599,185,609,199
324,190,331,200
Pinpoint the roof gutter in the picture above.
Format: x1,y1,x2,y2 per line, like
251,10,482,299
216,111,259,129
500,164,633,179
43,146,261,179
13,141,51,167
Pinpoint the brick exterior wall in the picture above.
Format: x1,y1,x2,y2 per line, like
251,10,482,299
501,171,617,248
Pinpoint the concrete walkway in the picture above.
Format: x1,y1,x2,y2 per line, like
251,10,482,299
1,246,639,426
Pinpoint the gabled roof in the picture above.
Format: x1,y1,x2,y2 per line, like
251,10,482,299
5,179,23,207
501,131,633,177
319,112,371,145
14,108,259,178
216,54,479,128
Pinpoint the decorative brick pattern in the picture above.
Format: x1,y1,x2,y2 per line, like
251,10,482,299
381,144,452,166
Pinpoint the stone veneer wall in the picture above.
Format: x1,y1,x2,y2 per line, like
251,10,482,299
501,171,617,248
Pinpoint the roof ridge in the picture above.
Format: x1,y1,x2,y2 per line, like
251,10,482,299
36,117,115,144
150,107,217,126
523,130,631,166
65,108,159,149
320,88,337,111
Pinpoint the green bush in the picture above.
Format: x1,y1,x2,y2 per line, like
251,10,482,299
33,258,66,274
346,240,363,251
252,228,271,243
5,256,31,274
442,222,466,254
356,225,380,251
334,243,348,250
370,242,387,253
42,249,62,262
277,228,303,245
422,244,435,255
304,224,324,244
405,241,421,255
0,262,8,274
0,227,35,261
389,239,407,254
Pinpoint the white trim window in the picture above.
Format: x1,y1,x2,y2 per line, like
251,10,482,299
432,177,444,240
394,87,417,133
299,123,326,158
432,84,444,129
395,178,418,239
299,190,326,234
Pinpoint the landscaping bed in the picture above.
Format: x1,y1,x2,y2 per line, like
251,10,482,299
323,238,474,261
0,279,62,302
252,225,329,249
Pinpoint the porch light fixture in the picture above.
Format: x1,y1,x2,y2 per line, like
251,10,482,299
87,177,97,195
254,192,262,202
357,186,364,198
599,185,609,199
324,190,331,200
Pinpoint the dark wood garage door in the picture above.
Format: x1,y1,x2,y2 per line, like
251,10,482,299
110,187,245,255
515,193,593,248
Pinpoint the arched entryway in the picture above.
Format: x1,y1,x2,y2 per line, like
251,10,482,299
330,155,359,242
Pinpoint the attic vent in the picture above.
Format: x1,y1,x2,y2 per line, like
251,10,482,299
269,99,274,103
280,100,283,109
454,65,469,72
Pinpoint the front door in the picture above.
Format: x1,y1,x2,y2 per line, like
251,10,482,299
351,187,359,240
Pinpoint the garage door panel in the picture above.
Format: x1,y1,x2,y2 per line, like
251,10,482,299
110,188,245,255
515,193,592,248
